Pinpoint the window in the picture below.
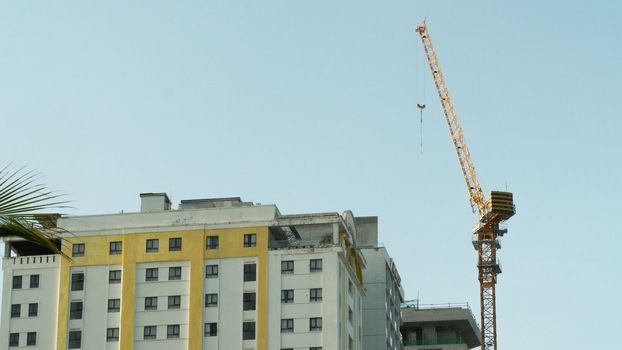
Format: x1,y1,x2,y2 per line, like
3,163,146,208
27,332,37,346
12,275,22,289
243,263,256,282
281,260,294,274
106,328,119,342
167,324,180,339
109,241,122,255
243,233,256,247
70,301,83,320
72,243,85,257
205,264,218,278
242,321,255,340
145,268,159,281
30,274,40,288
348,336,353,350
28,303,38,317
146,239,159,253
281,289,294,303
68,330,81,349
168,295,181,309
108,299,120,312
348,307,353,323
169,266,182,280
71,273,84,291
144,326,157,340
310,259,322,272
310,288,322,302
169,237,182,251
109,270,122,284
310,347,323,350
204,323,217,336
310,317,323,331
145,297,158,310
280,318,294,332
206,236,219,249
10,304,20,317
9,333,19,347
205,293,218,307
243,292,256,311
348,280,354,295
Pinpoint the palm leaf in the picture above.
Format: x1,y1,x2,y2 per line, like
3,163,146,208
0,165,71,255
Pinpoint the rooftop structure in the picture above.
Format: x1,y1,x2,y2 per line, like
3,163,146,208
401,302,481,350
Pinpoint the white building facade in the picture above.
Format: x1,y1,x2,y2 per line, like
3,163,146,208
0,194,368,350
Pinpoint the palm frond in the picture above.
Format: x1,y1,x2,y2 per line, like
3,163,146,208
0,165,71,255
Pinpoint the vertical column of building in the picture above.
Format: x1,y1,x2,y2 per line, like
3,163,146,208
120,234,137,350
187,229,206,349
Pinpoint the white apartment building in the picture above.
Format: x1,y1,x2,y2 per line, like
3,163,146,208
356,217,404,350
0,194,369,350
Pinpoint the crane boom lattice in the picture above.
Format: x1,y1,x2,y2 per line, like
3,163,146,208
416,21,515,350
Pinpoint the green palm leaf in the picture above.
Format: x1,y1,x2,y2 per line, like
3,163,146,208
0,165,70,255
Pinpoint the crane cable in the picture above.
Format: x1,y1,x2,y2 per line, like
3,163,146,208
416,28,426,154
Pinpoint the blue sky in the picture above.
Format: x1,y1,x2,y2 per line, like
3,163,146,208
1,1,620,348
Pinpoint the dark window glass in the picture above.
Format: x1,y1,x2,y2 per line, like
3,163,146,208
243,263,256,282
9,333,19,347
206,236,219,249
28,303,38,317
109,270,122,284
145,268,158,281
169,267,182,280
310,347,323,350
12,276,22,289
145,297,158,310
143,326,157,340
205,293,218,307
68,330,81,349
109,241,122,255
242,321,255,340
310,288,322,302
204,323,217,336
281,289,294,303
169,237,182,251
310,317,323,331
30,274,40,288
348,307,353,323
205,264,218,278
71,273,84,291
281,260,294,274
281,318,294,332
168,295,181,309
10,304,20,317
72,243,85,257
108,299,120,312
243,233,256,247
146,239,159,253
27,332,36,346
106,328,119,342
167,324,180,339
70,301,83,320
310,259,322,272
243,292,256,311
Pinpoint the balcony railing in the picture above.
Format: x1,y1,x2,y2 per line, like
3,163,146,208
403,337,466,346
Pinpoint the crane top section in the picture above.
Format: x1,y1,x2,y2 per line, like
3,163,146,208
416,21,515,223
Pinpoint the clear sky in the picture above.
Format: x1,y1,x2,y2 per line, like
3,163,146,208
1,1,620,349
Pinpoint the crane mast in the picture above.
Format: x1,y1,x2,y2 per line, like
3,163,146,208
416,21,515,350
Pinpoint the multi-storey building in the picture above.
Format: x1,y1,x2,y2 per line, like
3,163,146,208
357,216,404,350
401,302,481,350
0,193,368,350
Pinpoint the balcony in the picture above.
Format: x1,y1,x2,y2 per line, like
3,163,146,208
404,337,467,346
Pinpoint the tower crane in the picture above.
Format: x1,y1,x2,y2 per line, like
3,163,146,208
415,21,516,350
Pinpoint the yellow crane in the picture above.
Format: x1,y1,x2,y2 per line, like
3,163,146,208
415,20,515,350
